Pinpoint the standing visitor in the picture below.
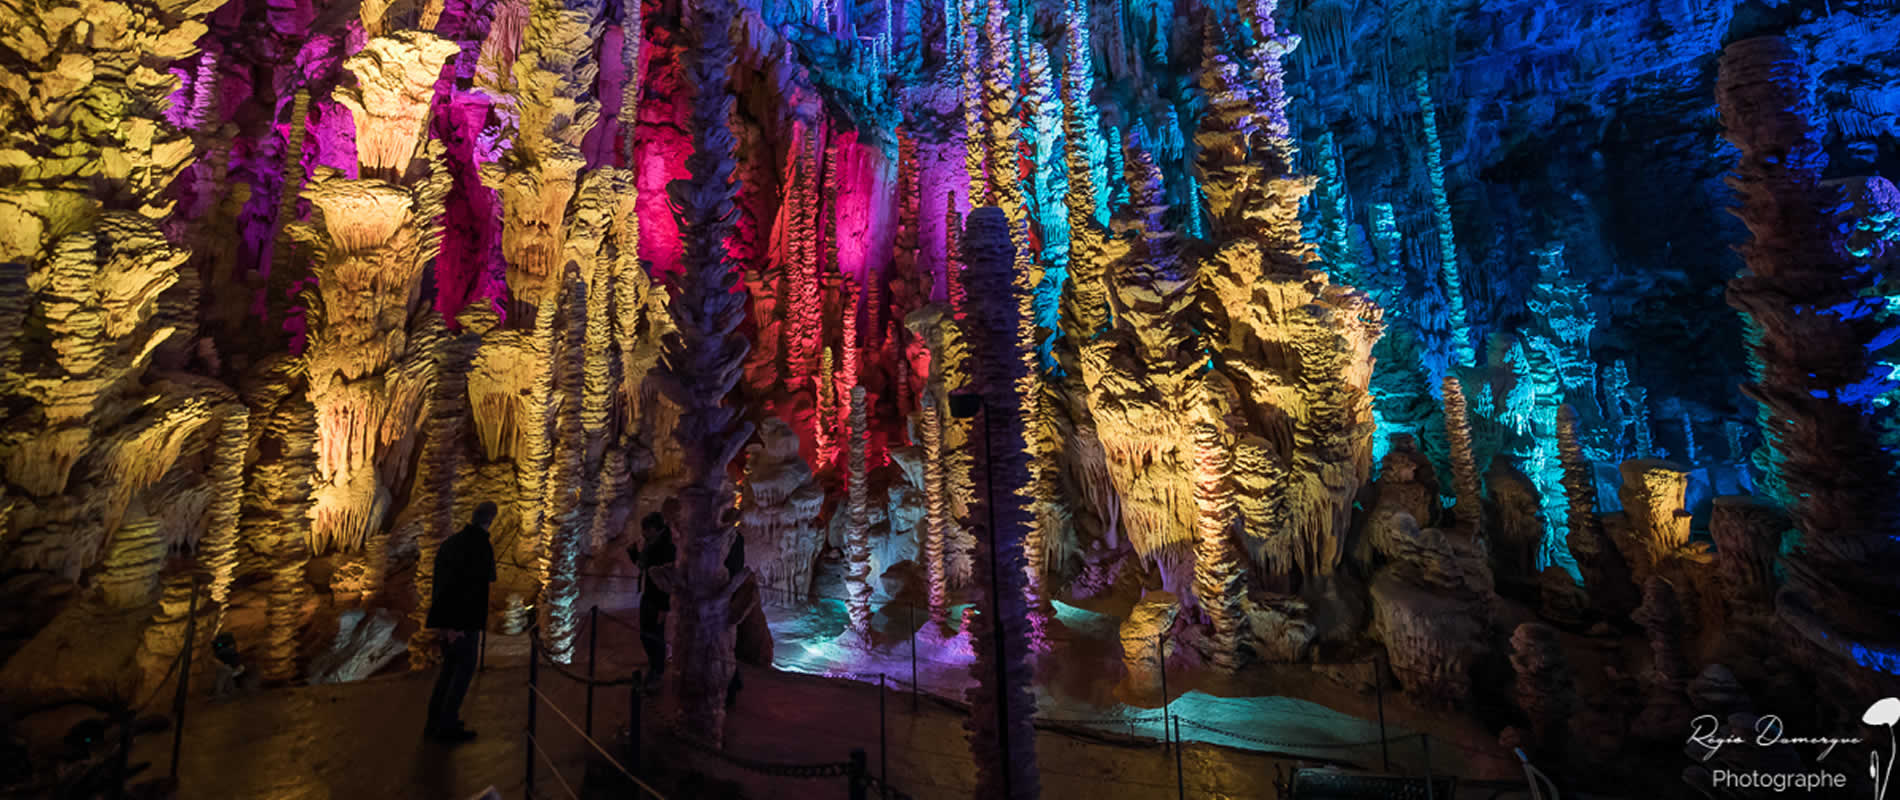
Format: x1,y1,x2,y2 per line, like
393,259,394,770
629,505,677,689
424,501,498,743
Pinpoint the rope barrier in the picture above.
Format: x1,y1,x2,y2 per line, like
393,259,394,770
527,684,669,800
527,732,582,800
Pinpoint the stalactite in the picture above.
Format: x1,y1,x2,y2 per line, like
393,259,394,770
959,207,1041,799
1192,372,1246,672
1720,35,1900,680
844,386,873,637
1309,131,1357,284
1416,71,1472,368
1442,376,1481,538
815,346,838,470
655,0,753,742
979,0,1025,226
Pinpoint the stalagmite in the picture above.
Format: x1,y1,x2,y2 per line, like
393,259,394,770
1417,71,1472,368
959,207,1040,799
1558,406,1635,614
844,386,873,637
1192,372,1247,671
1441,376,1482,538
654,0,753,743
919,390,950,624
1720,35,1900,682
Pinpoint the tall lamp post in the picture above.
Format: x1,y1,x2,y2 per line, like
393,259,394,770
948,390,1013,800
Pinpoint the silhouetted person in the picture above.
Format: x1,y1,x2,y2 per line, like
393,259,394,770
724,530,746,706
425,501,498,742
630,509,675,688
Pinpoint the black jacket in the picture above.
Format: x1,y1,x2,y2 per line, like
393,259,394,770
426,524,496,632
632,529,676,613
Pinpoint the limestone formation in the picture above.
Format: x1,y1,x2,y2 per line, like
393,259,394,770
1709,495,1786,618
1720,35,1900,685
739,418,824,603
843,385,873,637
958,207,1040,799
653,0,753,743
1117,590,1180,701
1508,622,1575,753
1368,507,1494,706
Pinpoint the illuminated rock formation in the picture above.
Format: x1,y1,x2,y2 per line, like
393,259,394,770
1719,35,1900,686
652,0,753,743
1605,459,1695,585
740,418,824,603
1416,71,1473,368
488,0,604,308
1192,372,1247,671
0,0,246,645
1440,376,1482,538
1557,405,1636,617
844,386,873,637
291,62,454,551
959,206,1040,799
1368,494,1495,705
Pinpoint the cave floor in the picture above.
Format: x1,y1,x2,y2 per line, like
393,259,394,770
129,605,1532,800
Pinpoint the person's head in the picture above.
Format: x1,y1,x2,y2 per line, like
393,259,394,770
472,501,499,530
642,511,667,536
661,498,681,527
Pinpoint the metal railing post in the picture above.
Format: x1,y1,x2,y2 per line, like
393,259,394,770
1422,734,1435,800
1173,717,1185,800
1374,655,1389,771
526,629,538,795
907,603,918,713
878,674,888,799
848,748,868,800
585,605,599,738
629,668,643,774
169,580,199,782
1158,631,1170,750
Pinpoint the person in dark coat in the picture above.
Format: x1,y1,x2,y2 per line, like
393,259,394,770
724,530,747,706
424,501,498,742
629,509,675,688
